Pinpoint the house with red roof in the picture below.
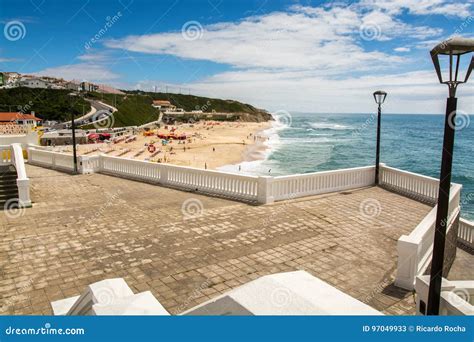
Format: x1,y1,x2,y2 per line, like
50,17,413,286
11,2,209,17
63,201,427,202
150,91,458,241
152,100,176,111
0,112,42,127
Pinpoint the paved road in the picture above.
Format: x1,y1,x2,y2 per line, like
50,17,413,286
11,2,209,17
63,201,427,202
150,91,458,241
54,99,117,129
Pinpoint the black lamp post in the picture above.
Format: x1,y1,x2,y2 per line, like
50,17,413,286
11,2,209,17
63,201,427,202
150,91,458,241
373,90,387,185
427,37,474,315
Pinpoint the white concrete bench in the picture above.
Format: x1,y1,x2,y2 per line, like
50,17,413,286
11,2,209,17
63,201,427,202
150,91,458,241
51,278,169,316
182,270,382,315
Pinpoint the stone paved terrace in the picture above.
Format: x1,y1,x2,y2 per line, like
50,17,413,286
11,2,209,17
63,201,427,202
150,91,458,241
448,246,474,281
0,165,434,315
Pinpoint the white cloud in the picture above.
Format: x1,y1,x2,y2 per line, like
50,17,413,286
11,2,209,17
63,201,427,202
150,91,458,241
102,1,472,113
0,57,18,62
34,63,119,82
130,67,471,114
77,52,108,62
105,5,441,72
359,10,442,41
359,0,472,18
394,47,411,52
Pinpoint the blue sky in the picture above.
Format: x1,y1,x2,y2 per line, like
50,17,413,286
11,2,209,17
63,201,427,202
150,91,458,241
1,0,473,113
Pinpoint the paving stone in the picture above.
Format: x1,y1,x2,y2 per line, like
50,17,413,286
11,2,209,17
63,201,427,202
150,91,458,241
0,165,445,315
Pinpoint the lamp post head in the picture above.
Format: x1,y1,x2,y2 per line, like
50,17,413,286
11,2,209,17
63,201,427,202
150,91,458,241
373,90,387,105
431,37,474,97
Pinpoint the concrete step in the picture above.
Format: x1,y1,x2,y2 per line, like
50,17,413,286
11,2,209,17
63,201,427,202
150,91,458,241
0,195,19,203
0,169,16,175
0,166,15,173
0,184,18,191
0,198,20,208
0,179,17,184
0,175,17,180
0,178,17,184
0,190,18,196
51,278,170,316
0,187,17,193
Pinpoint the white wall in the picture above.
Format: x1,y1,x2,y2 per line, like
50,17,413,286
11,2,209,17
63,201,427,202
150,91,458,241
0,132,39,146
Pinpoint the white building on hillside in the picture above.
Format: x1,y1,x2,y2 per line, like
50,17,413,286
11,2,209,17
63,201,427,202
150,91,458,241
19,77,51,89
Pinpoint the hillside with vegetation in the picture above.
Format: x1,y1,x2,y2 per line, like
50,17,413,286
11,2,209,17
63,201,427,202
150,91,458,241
125,90,271,118
91,91,273,126
86,92,160,127
0,87,90,121
0,88,272,127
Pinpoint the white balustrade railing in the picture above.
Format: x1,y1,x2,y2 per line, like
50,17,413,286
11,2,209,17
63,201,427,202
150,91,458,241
79,155,101,174
379,164,439,204
28,148,54,167
10,143,31,206
271,166,375,201
27,147,382,203
0,145,12,165
415,276,474,315
458,218,474,249
100,155,260,202
165,163,259,201
395,183,462,290
28,149,75,172
101,155,162,183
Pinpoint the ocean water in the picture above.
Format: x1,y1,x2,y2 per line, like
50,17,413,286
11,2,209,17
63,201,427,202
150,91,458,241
223,112,474,220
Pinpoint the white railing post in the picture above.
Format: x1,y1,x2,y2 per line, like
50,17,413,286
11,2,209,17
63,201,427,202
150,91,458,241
160,164,169,185
458,218,474,249
17,178,31,207
379,163,386,185
78,155,85,174
257,176,274,204
10,143,31,207
51,151,56,169
395,236,419,290
395,184,462,291
98,154,104,172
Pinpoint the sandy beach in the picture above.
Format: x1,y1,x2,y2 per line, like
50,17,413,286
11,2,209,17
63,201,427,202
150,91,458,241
58,121,273,170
